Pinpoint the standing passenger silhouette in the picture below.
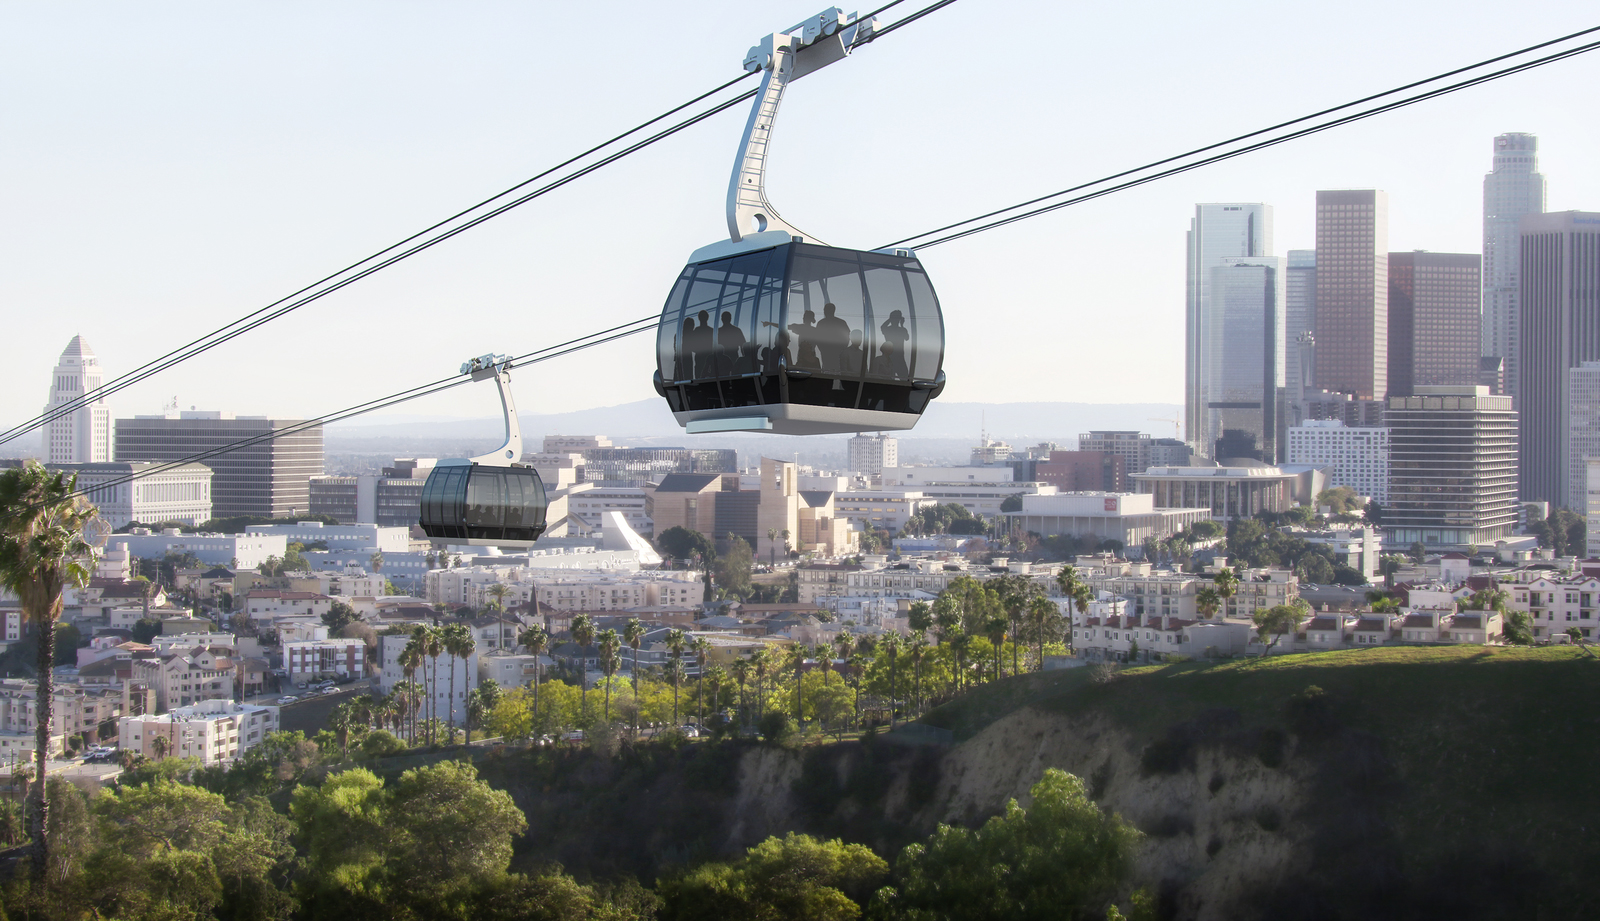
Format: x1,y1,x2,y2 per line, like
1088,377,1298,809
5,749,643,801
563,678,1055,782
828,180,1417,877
879,310,911,379
763,311,821,369
716,311,746,377
687,310,716,378
813,303,851,374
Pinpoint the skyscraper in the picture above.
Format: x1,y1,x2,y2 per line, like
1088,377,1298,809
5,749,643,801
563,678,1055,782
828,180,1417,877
1385,386,1517,548
1202,257,1285,461
1186,203,1273,456
42,336,112,464
1285,250,1317,403
1386,251,1481,397
1567,362,1600,513
1482,133,1547,398
114,411,323,519
1314,190,1389,401
1518,211,1600,507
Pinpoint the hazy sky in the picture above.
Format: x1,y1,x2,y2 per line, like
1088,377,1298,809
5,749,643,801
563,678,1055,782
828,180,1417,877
3,0,1597,438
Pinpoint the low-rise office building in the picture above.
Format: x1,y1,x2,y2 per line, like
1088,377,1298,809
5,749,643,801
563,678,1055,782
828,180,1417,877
118,700,279,765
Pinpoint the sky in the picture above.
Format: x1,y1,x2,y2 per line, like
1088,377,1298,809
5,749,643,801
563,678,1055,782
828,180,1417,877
2,0,1597,441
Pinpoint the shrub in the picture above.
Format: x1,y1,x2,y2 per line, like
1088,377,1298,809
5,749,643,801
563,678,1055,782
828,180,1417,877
757,711,794,744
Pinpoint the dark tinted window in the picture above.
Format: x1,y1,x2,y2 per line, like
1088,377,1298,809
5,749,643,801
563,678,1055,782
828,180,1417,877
657,247,784,384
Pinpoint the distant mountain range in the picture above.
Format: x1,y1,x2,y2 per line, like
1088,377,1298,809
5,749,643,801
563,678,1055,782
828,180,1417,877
324,399,1183,467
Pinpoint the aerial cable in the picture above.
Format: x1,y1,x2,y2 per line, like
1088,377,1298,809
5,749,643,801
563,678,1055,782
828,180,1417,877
5,0,963,448
0,74,759,447
55,316,660,508
886,24,1600,250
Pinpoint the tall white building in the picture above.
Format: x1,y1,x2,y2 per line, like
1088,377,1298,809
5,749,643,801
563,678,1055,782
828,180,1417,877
1586,458,1600,559
43,336,111,463
1482,133,1546,399
1285,419,1389,502
847,433,897,476
1186,203,1274,458
1286,250,1317,403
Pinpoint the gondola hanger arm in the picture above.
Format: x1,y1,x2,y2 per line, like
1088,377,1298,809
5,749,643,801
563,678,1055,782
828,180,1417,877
460,353,523,465
726,7,877,244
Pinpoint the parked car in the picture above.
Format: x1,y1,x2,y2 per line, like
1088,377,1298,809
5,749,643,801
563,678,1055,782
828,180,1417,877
276,696,297,705
562,730,585,742
679,725,701,738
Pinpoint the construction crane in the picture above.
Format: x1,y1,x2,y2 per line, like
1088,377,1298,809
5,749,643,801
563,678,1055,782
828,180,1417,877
1149,416,1181,439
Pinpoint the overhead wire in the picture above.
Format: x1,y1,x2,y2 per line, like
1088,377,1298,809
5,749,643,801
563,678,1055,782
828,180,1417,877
6,0,954,449
28,0,972,507
885,24,1600,250
0,72,759,448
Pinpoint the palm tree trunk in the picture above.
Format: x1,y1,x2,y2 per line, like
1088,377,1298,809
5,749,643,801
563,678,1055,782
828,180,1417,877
30,619,54,879
448,655,457,738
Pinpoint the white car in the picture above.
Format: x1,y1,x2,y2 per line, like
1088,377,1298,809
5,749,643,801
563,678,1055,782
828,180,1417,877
276,696,297,705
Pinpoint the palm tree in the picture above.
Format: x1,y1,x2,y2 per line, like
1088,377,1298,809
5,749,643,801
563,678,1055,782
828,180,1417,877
984,615,1008,681
623,618,647,734
151,735,170,760
833,630,854,687
0,462,95,878
398,642,423,742
1213,567,1240,620
767,527,779,569
880,632,902,726
570,614,596,723
704,665,728,725
692,636,711,729
1196,587,1222,621
786,643,806,726
418,625,445,743
664,628,687,725
444,623,475,738
908,637,928,714
329,702,356,760
1027,595,1064,668
520,624,549,725
731,658,751,730
751,647,773,721
597,629,622,723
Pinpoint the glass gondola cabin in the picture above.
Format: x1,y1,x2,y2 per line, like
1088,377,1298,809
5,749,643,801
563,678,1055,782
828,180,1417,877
654,233,945,435
418,463,548,548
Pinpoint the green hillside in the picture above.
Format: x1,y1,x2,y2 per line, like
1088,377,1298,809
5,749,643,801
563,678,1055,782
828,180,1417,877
921,646,1600,919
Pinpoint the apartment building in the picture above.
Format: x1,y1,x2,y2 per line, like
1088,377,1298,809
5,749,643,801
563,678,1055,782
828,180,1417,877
118,700,280,765
130,646,238,711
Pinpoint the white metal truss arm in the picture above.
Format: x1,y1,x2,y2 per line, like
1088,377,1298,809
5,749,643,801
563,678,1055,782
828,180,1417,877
725,8,876,243
462,353,523,465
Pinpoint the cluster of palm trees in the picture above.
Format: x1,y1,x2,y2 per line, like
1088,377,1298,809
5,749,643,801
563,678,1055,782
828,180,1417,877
395,622,477,745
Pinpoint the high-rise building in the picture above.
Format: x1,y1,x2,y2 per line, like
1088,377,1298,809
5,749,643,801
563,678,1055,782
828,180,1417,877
1517,211,1600,507
1386,251,1482,397
1202,257,1285,462
1314,190,1389,401
1568,362,1600,514
1482,133,1547,398
847,433,897,476
1078,431,1151,473
1036,451,1126,492
1285,250,1317,402
309,459,434,528
1185,203,1273,455
1284,420,1389,502
1385,386,1517,547
42,336,112,464
114,411,323,519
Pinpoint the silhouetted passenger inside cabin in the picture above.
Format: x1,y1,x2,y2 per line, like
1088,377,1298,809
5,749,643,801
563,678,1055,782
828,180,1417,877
716,311,747,377
841,330,865,377
736,342,761,375
879,310,911,379
674,317,694,381
760,333,789,376
869,342,896,378
813,302,851,373
687,310,716,378
766,311,821,369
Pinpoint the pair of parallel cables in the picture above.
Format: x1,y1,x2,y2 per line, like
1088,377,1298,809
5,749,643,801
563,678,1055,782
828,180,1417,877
12,15,1600,501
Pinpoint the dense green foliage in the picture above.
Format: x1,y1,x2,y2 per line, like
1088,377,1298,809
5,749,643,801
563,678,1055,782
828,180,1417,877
873,769,1141,921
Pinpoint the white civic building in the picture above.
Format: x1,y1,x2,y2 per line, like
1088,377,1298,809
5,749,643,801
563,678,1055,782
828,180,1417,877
43,335,112,464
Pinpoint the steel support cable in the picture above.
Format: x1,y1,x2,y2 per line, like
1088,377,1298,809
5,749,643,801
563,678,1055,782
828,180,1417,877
5,0,961,446
26,0,970,501
884,23,1600,250
0,76,760,447
56,316,660,506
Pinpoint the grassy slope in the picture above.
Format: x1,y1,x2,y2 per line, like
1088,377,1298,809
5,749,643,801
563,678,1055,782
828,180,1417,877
919,646,1600,918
